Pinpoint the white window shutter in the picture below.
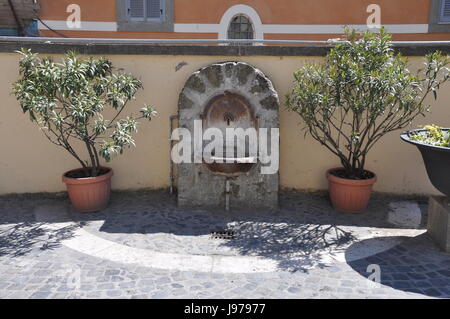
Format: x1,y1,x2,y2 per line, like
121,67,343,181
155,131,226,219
441,0,450,21
128,0,145,19
146,0,162,19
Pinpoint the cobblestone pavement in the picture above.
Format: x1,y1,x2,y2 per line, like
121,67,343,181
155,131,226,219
0,190,449,299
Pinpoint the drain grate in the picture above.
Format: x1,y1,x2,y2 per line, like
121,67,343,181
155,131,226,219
210,230,236,240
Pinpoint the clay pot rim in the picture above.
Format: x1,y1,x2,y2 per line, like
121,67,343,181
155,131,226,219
326,167,377,186
62,167,113,185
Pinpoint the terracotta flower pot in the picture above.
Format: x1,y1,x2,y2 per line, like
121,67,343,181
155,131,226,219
62,167,113,212
326,167,377,213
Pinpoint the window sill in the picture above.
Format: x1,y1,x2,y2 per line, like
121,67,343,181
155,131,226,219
429,22,450,33
117,21,173,33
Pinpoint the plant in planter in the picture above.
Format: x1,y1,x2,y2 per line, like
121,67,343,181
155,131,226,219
286,28,450,213
401,125,450,197
12,49,156,212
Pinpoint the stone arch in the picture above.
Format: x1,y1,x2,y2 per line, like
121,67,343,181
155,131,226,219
178,61,279,130
177,62,279,210
218,5,264,40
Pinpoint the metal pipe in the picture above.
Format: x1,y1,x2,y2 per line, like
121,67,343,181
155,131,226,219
169,114,179,195
1,36,450,46
0,36,330,45
225,178,231,211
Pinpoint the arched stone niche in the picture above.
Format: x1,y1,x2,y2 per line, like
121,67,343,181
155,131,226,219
177,62,279,210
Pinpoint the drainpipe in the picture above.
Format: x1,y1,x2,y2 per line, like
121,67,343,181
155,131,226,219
225,178,231,211
169,115,179,194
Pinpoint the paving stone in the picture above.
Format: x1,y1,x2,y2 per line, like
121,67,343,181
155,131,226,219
437,269,450,276
1,191,450,299
414,280,433,288
155,277,171,285
391,273,410,280
7,284,26,290
30,291,52,299
56,285,75,292
392,281,412,289
96,276,111,283
201,282,214,288
86,292,102,298
98,283,115,290
406,272,427,280
137,279,154,287
105,269,120,276
171,283,184,289
119,282,136,289
424,288,442,297
80,285,94,291
341,280,356,287
106,290,122,297
111,276,125,282
287,287,302,294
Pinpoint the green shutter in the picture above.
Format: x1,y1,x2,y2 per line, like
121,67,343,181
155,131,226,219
441,0,450,22
146,0,162,19
128,0,145,20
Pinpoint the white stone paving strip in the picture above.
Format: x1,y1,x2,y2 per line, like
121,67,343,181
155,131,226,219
34,204,425,273
34,205,278,273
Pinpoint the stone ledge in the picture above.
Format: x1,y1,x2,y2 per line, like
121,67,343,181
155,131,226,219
427,196,450,253
1,39,450,56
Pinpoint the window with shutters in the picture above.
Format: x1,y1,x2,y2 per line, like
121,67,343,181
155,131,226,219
439,0,450,22
116,0,173,32
429,0,450,32
127,0,163,22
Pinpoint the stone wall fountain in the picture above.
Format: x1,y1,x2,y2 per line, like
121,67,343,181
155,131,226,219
176,62,279,210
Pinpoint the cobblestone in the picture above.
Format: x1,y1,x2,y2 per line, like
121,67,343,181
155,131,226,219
0,191,448,298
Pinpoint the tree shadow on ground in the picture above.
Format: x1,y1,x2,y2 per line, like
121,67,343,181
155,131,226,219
72,190,365,272
0,221,82,258
0,190,427,273
346,233,450,298
219,221,357,272
64,189,429,272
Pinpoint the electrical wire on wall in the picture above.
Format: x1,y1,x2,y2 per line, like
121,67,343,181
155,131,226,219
33,0,69,38
7,0,24,36
34,17,68,38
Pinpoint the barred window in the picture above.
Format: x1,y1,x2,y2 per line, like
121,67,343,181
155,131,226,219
227,15,254,40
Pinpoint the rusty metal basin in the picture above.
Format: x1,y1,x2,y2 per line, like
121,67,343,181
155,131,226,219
203,93,257,175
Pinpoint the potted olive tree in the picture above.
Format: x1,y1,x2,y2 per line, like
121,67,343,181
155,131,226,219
13,49,156,212
286,28,450,213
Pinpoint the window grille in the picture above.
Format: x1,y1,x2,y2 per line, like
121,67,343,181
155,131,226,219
227,15,254,40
